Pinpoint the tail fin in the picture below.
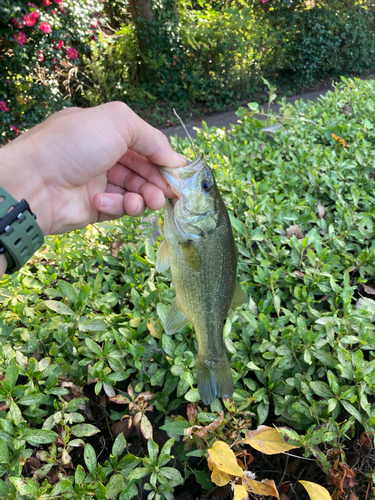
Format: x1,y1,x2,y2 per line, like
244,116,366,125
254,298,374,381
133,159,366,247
197,355,234,406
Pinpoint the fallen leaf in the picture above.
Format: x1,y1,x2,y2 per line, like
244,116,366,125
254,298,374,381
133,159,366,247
207,456,231,487
243,476,280,499
299,480,332,500
317,201,326,219
363,284,375,295
294,271,305,278
208,441,244,477
331,133,349,148
232,483,248,500
286,224,304,239
243,426,300,455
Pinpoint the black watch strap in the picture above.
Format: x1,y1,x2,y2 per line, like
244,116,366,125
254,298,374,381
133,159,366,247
0,187,44,274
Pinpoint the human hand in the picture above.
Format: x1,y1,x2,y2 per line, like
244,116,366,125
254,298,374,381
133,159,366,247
0,102,186,236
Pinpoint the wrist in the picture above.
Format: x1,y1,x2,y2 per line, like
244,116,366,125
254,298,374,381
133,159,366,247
0,150,51,236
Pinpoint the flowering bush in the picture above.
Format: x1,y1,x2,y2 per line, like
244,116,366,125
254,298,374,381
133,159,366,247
0,0,105,144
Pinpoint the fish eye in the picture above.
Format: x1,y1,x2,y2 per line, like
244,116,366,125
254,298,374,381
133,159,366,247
202,180,212,192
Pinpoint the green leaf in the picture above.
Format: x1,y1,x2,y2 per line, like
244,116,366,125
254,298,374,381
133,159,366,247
184,388,200,402
309,381,334,399
18,394,50,406
71,424,100,437
160,467,183,486
106,474,124,499
128,467,150,481
9,478,38,496
50,479,73,496
81,319,108,332
85,338,103,356
75,464,85,485
44,300,74,315
5,358,18,390
147,438,159,463
58,280,78,303
160,421,190,436
20,429,58,446
193,469,212,490
84,443,97,474
112,433,127,458
0,439,9,464
159,438,175,467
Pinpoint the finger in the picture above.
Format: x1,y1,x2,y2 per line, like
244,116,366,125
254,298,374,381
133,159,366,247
96,102,186,168
106,179,167,211
93,192,145,218
107,157,175,198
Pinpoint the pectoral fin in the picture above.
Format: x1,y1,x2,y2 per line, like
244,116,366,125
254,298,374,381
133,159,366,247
156,240,170,272
178,240,201,271
165,299,190,335
230,284,247,309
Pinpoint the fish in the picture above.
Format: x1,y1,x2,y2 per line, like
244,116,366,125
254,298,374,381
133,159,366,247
156,150,247,406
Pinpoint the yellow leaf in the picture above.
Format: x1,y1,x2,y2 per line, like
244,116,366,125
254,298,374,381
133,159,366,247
243,477,280,500
243,426,299,455
129,317,141,328
233,484,248,500
299,481,332,500
147,316,163,338
208,441,244,477
207,457,231,487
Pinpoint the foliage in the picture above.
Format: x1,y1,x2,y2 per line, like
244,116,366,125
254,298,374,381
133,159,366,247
0,0,105,143
2,78,375,497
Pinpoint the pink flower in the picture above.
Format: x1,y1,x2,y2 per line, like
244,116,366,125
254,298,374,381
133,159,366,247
42,0,51,5
0,101,9,112
11,126,19,135
53,0,64,3
13,32,27,45
23,10,39,27
39,22,51,34
52,10,57,15
57,40,64,49
28,2,37,7
37,50,44,62
262,0,269,3
67,47,78,59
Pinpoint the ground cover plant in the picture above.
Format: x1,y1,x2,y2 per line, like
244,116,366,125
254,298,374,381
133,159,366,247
2,77,375,499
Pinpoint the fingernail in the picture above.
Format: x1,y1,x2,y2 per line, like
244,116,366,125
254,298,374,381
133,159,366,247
100,196,113,209
134,200,143,215
174,152,186,165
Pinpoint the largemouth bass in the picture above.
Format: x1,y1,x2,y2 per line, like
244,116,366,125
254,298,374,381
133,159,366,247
156,153,247,405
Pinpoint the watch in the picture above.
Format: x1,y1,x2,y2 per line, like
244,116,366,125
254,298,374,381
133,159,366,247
0,187,44,274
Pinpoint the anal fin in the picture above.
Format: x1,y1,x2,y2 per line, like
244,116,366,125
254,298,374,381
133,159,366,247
164,299,190,335
230,283,247,310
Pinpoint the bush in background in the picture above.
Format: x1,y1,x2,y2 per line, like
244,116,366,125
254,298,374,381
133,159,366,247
0,0,104,143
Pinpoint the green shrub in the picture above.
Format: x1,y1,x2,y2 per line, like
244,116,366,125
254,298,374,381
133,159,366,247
2,78,375,497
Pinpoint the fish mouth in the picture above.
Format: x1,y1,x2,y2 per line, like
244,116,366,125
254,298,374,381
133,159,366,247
160,153,206,199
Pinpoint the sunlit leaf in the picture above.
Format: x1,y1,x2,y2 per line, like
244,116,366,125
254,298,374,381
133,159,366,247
208,441,243,477
299,480,332,500
233,483,248,500
243,426,299,455
243,476,280,499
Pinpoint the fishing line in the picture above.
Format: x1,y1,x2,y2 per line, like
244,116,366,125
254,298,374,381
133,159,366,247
173,108,197,159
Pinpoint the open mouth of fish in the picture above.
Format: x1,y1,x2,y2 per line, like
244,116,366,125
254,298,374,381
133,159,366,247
161,153,212,219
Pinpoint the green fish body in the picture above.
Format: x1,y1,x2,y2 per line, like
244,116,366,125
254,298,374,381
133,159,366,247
157,153,247,405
